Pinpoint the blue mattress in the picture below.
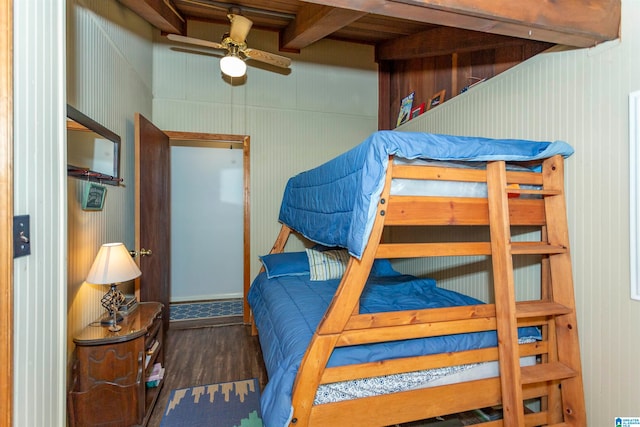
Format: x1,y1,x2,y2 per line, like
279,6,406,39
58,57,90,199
248,269,542,427
278,131,574,259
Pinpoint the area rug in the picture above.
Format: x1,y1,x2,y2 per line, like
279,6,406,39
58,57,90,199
160,378,263,427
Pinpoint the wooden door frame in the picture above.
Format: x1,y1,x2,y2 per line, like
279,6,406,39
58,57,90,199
0,0,13,424
164,131,251,323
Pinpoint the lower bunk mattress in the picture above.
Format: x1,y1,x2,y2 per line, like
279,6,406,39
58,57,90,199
248,259,542,427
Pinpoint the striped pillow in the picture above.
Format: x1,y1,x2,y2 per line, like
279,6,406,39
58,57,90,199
306,248,350,281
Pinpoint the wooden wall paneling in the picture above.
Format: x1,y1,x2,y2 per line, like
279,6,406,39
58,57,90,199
493,45,525,76
378,61,392,130
523,42,555,60
434,55,453,104
455,52,472,96
470,49,498,84
391,57,422,127
379,40,553,129
405,57,428,116
390,60,409,128
388,55,454,127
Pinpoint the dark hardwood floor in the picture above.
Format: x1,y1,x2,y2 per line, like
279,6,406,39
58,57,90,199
147,316,268,427
147,317,468,427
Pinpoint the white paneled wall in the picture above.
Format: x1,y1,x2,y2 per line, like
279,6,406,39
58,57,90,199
399,0,640,422
13,1,67,426
152,22,379,280
65,0,153,385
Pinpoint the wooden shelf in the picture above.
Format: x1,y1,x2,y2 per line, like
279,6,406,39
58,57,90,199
67,166,123,185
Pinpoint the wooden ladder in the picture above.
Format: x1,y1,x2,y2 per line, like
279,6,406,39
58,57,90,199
486,156,586,426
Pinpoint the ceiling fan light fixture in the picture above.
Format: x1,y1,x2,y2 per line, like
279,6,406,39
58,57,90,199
220,54,246,78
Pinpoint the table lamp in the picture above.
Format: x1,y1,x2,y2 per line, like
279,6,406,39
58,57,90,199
86,242,142,332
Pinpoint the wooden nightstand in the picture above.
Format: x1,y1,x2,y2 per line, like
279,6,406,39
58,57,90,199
68,302,164,427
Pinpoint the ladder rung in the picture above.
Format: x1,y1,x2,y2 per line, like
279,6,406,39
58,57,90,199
516,301,572,318
524,412,554,426
511,242,567,255
521,362,576,385
507,187,562,196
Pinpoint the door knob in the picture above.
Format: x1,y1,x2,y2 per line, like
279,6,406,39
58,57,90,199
129,248,153,258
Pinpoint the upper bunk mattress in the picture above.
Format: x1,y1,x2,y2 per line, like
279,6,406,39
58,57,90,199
278,131,574,258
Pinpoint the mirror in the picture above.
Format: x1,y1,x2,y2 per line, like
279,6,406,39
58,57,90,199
67,105,122,185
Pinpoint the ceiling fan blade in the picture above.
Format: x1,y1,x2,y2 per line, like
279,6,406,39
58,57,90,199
167,34,226,51
228,14,252,44
243,48,291,69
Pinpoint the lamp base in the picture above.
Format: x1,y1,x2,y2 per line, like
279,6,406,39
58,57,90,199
100,311,124,325
100,283,126,328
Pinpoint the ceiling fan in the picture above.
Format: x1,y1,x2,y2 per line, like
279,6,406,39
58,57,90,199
167,13,292,78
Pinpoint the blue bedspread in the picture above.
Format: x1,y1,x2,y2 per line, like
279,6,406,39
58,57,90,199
278,131,574,258
248,271,542,427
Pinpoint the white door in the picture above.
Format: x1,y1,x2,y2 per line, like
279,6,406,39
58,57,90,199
170,143,244,302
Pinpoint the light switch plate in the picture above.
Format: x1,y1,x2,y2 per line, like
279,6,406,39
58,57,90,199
13,214,31,258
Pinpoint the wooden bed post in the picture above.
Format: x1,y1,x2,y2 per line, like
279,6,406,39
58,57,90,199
250,224,293,335
487,156,586,426
487,160,526,425
289,158,395,426
540,156,586,425
270,224,292,255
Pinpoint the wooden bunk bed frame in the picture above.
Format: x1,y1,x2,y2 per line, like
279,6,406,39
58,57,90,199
253,154,586,427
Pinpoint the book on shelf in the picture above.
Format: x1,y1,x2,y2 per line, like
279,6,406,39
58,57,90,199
145,362,164,388
147,339,160,355
144,340,160,368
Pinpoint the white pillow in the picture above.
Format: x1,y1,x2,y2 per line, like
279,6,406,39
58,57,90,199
305,248,350,281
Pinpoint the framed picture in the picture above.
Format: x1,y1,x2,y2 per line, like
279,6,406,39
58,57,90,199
427,90,446,110
396,91,415,127
410,102,426,119
82,182,107,211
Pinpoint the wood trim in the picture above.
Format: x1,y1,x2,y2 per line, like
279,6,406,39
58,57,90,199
306,0,619,47
242,136,250,324
309,378,503,426
118,0,185,34
164,131,251,324
0,0,12,425
376,26,552,61
280,4,366,51
163,131,246,143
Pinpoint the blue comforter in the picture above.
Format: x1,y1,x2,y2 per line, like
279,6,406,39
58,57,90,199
248,271,542,427
278,131,573,258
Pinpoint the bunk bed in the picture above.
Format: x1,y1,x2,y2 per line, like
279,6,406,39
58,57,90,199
247,131,586,427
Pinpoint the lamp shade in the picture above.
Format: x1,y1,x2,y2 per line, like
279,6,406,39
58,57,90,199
86,242,141,285
220,54,246,78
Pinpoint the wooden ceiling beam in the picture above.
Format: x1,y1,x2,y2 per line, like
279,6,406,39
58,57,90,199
304,0,620,48
118,0,186,35
376,26,553,61
281,3,367,50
